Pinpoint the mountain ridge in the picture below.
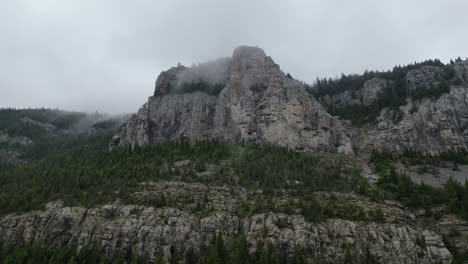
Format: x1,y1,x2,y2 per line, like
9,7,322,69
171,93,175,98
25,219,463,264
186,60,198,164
112,46,468,157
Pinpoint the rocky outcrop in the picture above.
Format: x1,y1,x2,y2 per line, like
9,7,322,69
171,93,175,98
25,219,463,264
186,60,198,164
320,90,361,108
405,65,443,90
350,86,468,154
20,117,56,132
435,215,468,254
396,162,468,188
154,64,188,95
361,78,392,106
0,149,25,165
454,59,468,83
0,131,32,165
112,46,353,154
319,78,393,108
0,190,452,264
0,131,33,146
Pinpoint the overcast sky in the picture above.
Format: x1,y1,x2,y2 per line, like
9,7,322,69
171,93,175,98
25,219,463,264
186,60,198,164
1,0,467,113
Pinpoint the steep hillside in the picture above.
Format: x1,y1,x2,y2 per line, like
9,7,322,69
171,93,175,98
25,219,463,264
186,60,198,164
1,137,465,263
314,58,468,155
0,108,128,165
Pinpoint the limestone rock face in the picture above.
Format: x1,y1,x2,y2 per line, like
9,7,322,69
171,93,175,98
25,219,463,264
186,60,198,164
319,78,392,107
361,78,392,106
112,46,468,158
312,62,468,156
405,65,443,90
154,65,187,95
435,215,468,254
0,196,452,264
112,46,352,154
320,90,361,108
350,86,468,154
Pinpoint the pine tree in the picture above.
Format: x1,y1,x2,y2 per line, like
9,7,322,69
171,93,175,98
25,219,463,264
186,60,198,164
229,234,249,264
293,246,306,264
207,232,227,264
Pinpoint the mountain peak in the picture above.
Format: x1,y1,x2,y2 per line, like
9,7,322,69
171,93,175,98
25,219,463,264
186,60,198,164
232,45,267,60
111,45,352,153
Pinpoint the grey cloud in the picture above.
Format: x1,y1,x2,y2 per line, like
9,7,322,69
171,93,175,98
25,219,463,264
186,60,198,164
1,0,467,113
177,58,231,85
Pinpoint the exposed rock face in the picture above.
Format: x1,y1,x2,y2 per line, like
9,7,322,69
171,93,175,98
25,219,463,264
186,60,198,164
112,47,468,158
319,78,393,108
20,117,56,132
435,215,468,254
397,162,468,188
405,65,443,90
154,65,187,95
112,46,352,154
0,131,32,165
350,86,468,154
454,59,468,83
0,149,25,165
0,131,33,146
320,90,361,108
0,184,453,264
361,78,392,106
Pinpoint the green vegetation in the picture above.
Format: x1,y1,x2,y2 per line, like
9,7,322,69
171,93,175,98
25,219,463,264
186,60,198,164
232,143,366,194
310,59,449,98
328,104,381,126
370,149,468,219
0,108,85,158
199,232,307,264
199,232,378,264
0,126,372,219
443,235,468,264
0,110,372,220
0,243,156,264
310,59,459,126
0,232,378,264
376,147,468,168
0,108,86,132
408,81,451,101
0,135,226,215
0,108,123,163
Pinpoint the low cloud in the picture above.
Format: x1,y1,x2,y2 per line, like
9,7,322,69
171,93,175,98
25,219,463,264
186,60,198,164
177,57,231,85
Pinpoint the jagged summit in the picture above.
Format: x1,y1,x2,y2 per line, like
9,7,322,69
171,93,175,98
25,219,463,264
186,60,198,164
111,46,352,153
154,46,275,97
232,45,268,64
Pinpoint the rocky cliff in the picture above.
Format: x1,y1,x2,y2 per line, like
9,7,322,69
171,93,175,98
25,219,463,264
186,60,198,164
112,47,468,158
111,46,353,154
0,182,454,263
320,78,394,107
349,85,468,154
318,61,468,155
